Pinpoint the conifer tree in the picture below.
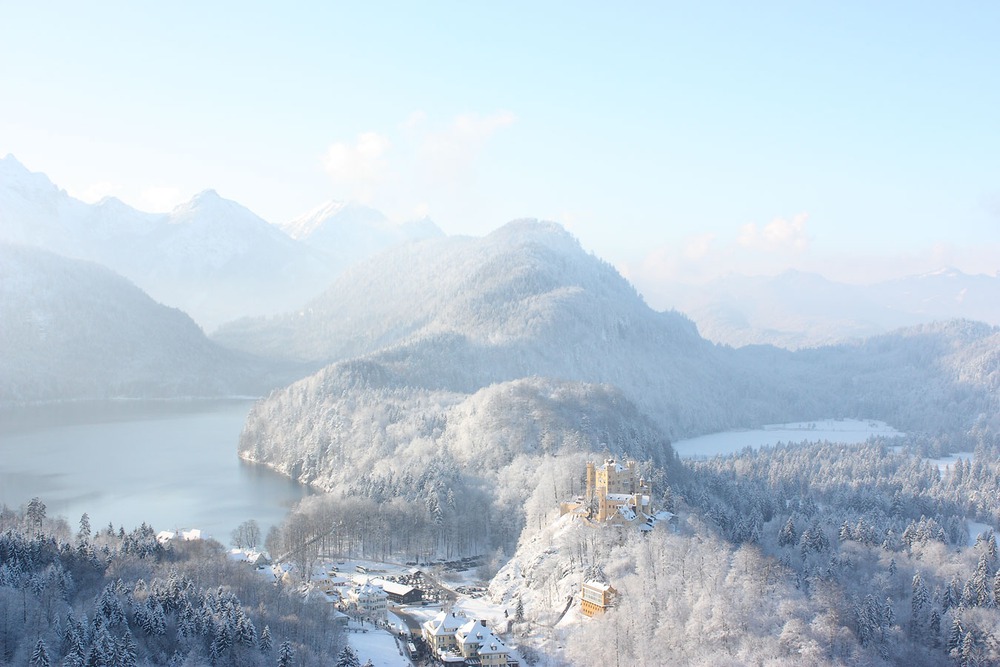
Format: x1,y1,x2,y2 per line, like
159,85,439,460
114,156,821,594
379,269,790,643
278,641,295,667
118,632,138,667
928,609,941,648
29,639,50,667
910,572,929,637
948,616,964,653
259,625,273,653
78,513,91,544
335,645,360,667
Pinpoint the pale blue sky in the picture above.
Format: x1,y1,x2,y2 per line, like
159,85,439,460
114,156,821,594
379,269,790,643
1,2,998,291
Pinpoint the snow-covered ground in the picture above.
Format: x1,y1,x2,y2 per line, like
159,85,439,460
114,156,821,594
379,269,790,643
672,418,902,459
925,451,976,474
967,521,996,547
347,624,412,667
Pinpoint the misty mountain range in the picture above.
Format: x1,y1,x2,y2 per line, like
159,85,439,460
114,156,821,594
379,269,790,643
1,156,998,448
234,221,998,499
0,154,441,331
654,267,1000,349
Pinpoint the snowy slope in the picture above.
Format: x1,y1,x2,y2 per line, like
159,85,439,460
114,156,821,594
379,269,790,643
0,156,441,331
0,243,276,402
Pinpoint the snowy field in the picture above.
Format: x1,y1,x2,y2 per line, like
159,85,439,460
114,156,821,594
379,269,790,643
967,521,996,547
347,626,411,667
925,451,977,474
672,418,902,459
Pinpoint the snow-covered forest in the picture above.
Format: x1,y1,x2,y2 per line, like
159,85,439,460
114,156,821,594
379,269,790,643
487,429,1000,666
0,500,340,666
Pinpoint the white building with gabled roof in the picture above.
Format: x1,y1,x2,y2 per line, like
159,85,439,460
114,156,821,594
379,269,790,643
456,618,510,667
346,578,387,622
422,609,468,657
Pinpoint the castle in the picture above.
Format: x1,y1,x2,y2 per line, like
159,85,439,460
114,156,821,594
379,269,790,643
561,457,668,533
586,458,653,523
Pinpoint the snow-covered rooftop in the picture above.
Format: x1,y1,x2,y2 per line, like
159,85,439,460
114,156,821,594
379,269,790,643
456,619,507,654
598,458,625,472
584,580,612,592
424,610,468,636
381,581,416,596
352,579,388,598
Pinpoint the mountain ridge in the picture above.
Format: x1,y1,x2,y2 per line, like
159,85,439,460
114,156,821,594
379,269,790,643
234,221,1000,512
0,243,284,403
0,156,441,331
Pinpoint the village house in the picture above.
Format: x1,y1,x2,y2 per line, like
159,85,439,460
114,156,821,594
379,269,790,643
346,578,388,622
422,610,468,660
455,618,510,667
381,580,423,604
422,611,518,666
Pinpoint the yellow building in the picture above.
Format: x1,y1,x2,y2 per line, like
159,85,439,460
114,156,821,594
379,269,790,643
586,458,653,523
581,580,617,617
421,610,468,659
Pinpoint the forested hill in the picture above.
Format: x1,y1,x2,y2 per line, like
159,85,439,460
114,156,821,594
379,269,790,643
0,244,282,403
236,221,999,508
215,220,704,361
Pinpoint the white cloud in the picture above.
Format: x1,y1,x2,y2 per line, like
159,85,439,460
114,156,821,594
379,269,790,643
738,213,810,252
322,131,392,203
683,233,717,261
419,111,516,183
400,110,427,131
320,111,517,225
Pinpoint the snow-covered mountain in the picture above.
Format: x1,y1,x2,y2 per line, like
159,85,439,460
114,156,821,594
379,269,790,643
0,155,337,329
235,221,999,515
280,199,442,265
652,268,1000,349
0,155,440,331
0,243,278,403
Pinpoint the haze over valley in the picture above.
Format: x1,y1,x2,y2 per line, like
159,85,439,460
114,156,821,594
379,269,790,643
2,157,1000,665
2,4,1000,665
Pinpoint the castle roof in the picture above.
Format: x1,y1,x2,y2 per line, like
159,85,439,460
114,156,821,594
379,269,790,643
599,458,625,472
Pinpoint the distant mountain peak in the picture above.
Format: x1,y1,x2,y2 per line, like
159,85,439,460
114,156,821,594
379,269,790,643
920,267,964,279
0,154,60,197
169,189,253,221
95,195,130,210
282,199,388,240
488,219,581,252
192,188,222,203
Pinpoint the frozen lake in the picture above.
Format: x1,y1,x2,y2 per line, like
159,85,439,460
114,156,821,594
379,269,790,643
0,400,311,541
672,418,903,459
